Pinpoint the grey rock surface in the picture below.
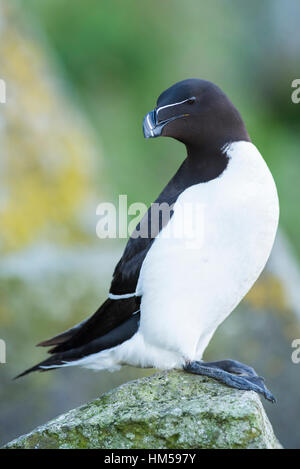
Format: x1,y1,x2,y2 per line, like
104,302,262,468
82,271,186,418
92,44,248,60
3,371,282,449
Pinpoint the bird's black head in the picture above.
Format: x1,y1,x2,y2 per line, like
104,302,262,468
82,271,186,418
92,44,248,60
143,79,250,152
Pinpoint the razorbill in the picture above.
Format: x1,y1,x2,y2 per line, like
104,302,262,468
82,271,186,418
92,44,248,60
17,79,279,402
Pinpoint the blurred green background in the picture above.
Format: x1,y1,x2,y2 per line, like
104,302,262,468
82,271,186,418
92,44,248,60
1,0,300,448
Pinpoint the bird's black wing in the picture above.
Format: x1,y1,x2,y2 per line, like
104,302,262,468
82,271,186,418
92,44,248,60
17,162,193,377
16,313,140,378
109,184,182,296
39,296,141,355
109,214,162,296
40,162,192,352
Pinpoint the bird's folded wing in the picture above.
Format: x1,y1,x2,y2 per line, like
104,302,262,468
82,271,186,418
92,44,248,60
37,187,179,356
109,190,178,297
38,297,141,355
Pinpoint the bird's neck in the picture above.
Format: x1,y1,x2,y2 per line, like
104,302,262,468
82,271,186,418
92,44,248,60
183,142,229,183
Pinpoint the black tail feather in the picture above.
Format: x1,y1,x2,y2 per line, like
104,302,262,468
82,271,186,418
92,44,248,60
15,312,140,379
14,366,41,380
36,319,88,348
14,357,64,379
48,297,140,354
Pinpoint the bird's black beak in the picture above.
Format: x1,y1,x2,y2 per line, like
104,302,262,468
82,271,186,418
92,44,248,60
143,107,189,139
143,109,162,138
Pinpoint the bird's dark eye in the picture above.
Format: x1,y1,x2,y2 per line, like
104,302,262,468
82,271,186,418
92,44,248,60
187,96,196,104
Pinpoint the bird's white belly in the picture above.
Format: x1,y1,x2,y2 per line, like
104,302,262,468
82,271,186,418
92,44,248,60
74,142,279,372
136,141,279,362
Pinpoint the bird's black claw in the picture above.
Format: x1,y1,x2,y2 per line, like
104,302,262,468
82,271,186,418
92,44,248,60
184,359,277,403
262,388,277,403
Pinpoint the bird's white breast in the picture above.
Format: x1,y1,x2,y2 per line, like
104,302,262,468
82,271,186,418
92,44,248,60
136,141,279,361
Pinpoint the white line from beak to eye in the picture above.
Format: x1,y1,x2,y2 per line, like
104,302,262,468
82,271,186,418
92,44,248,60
156,97,193,119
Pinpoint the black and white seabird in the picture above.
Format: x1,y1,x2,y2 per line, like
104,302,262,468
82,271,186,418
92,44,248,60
17,79,279,402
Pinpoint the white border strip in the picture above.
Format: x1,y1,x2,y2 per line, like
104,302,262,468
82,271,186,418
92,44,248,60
109,292,136,300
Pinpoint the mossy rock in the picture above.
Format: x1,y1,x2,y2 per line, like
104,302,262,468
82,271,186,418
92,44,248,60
3,370,281,449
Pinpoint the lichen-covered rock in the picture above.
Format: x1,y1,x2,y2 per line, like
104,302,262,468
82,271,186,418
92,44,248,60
3,371,281,449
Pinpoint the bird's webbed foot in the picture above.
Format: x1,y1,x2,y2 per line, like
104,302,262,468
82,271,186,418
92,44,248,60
183,359,276,403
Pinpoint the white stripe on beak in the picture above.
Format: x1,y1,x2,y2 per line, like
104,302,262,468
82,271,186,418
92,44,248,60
146,113,154,136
